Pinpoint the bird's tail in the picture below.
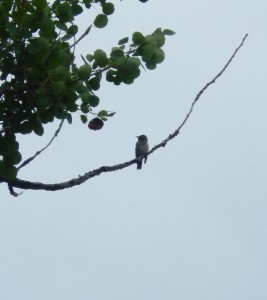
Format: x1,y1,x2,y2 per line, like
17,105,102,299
137,159,142,170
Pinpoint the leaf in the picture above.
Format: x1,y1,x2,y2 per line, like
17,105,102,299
153,48,165,64
33,124,44,136
71,4,83,16
87,76,101,91
88,95,100,107
118,37,129,45
145,61,156,70
163,29,176,36
102,2,115,15
80,103,90,113
94,49,108,67
55,2,73,23
52,81,66,95
32,0,47,10
75,83,88,94
83,0,91,9
94,14,108,28
49,65,69,81
66,113,72,124
81,92,90,103
0,162,17,180
77,64,92,80
61,33,74,41
132,32,146,45
86,54,94,62
110,47,124,59
80,115,88,124
39,17,55,37
67,25,78,35
55,21,68,31
97,110,108,119
2,0,13,11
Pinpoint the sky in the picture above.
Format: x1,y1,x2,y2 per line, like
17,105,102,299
1,0,267,299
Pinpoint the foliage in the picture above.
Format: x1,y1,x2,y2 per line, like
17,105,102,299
0,0,174,180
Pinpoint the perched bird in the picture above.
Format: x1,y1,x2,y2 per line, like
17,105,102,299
135,135,149,170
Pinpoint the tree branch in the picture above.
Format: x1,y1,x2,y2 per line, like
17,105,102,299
66,25,92,51
3,34,248,193
17,120,64,170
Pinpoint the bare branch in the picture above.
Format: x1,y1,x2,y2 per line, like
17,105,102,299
17,120,64,170
3,34,248,192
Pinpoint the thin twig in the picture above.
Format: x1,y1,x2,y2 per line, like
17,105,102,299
148,33,249,154
17,120,64,170
4,34,248,192
8,184,23,197
67,25,92,50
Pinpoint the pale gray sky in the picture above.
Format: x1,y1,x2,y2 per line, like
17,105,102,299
1,0,267,299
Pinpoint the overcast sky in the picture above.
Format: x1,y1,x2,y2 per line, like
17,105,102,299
1,0,267,299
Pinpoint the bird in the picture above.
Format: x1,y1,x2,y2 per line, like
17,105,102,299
135,135,149,170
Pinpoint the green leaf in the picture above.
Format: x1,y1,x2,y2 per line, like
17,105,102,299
106,70,116,82
2,0,13,11
145,61,157,70
67,24,78,35
153,48,165,64
163,29,176,36
33,124,44,136
83,0,91,9
86,54,94,62
87,76,101,91
52,81,66,95
32,0,47,10
54,109,68,119
0,135,18,155
80,103,90,113
94,14,108,28
88,95,100,107
49,65,69,81
3,149,22,166
141,44,156,62
55,2,73,22
80,115,88,124
72,4,83,16
55,21,68,31
61,33,73,41
77,64,92,80
39,17,55,36
102,2,115,15
151,28,165,47
65,101,78,112
75,83,88,94
94,49,108,67
38,110,54,124
66,113,72,124
17,121,33,134
132,32,146,45
26,37,50,57
97,110,108,119
0,161,17,180
118,37,129,45
81,92,90,103
110,47,124,60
